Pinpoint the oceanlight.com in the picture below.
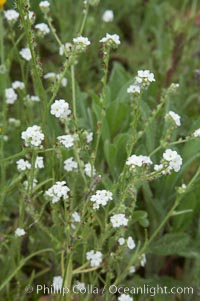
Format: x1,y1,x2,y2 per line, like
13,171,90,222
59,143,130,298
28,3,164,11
25,284,194,296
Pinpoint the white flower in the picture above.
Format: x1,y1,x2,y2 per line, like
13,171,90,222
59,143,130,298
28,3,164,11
53,276,63,291
110,214,128,228
193,128,200,137
44,72,57,79
21,125,44,147
86,250,103,267
135,70,155,87
126,154,152,168
127,84,141,95
140,254,147,267
5,88,17,104
90,190,113,209
16,159,31,172
162,149,182,173
59,43,72,56
45,181,70,204
51,99,71,120
35,23,50,35
84,163,96,177
23,178,38,189
86,132,93,143
129,266,136,274
4,9,19,23
39,1,50,13
15,228,26,237
12,81,25,90
72,211,81,223
24,11,36,22
20,48,32,61
127,237,136,250
73,36,91,52
102,10,114,22
118,294,133,301
35,156,44,169
57,135,74,149
100,33,120,48
166,111,181,127
64,157,78,172
24,95,40,102
118,237,125,245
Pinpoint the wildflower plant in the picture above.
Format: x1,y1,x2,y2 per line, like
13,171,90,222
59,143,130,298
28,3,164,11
1,0,200,301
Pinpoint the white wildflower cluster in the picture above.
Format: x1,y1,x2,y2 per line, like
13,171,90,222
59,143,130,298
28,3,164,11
21,125,44,147
84,163,96,177
15,228,26,237
110,214,128,228
165,111,181,127
126,154,152,169
12,81,25,90
162,149,182,173
4,10,19,23
44,72,68,87
50,99,71,121
100,33,120,48
86,250,103,267
193,128,200,137
118,294,133,301
35,156,44,169
35,23,50,36
177,183,187,194
118,236,136,250
24,11,36,23
45,181,70,204
90,190,113,209
64,157,78,172
127,69,155,95
53,276,63,291
39,1,50,13
59,43,72,56
86,132,93,144
5,88,17,104
57,134,74,149
73,36,91,52
16,159,31,172
19,48,32,61
102,10,114,23
72,211,81,223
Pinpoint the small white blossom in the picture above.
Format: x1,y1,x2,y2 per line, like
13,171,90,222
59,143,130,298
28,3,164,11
135,70,155,88
118,237,125,245
15,228,26,237
35,23,50,36
44,72,57,79
90,190,113,209
39,1,50,13
86,132,93,143
118,294,133,301
20,48,32,61
24,11,36,22
127,84,141,95
4,9,19,23
129,266,136,274
16,159,31,172
35,156,44,169
140,254,147,267
102,10,114,22
12,81,25,90
73,36,91,52
72,211,81,223
51,99,71,120
166,111,181,127
193,128,200,137
162,149,182,173
127,236,136,250
53,276,63,291
45,181,70,204
84,163,96,177
86,250,103,267
59,43,72,56
64,157,78,172
100,33,120,48
21,125,44,147
126,154,152,168
57,135,74,149
5,88,17,104
110,214,128,228
23,178,38,189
